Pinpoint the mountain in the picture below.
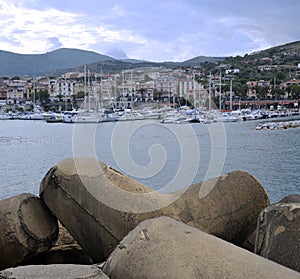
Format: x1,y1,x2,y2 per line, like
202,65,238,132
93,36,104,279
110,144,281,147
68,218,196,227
0,47,226,77
0,48,115,77
2,41,299,77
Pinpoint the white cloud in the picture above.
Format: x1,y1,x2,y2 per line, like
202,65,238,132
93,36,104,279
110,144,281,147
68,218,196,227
0,1,81,52
0,0,150,55
174,49,194,62
0,0,299,61
46,37,63,51
105,48,128,59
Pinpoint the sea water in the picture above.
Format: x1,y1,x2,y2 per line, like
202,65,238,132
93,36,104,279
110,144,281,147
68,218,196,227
0,118,299,203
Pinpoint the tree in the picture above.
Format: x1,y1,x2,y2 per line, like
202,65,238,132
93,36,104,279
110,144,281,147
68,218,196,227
143,74,153,82
256,86,267,99
273,85,284,100
291,84,300,99
240,85,248,100
11,76,20,80
222,83,230,93
232,83,242,96
75,91,85,99
37,89,49,102
275,71,287,83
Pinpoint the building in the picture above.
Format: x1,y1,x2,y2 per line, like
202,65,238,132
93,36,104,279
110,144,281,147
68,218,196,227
156,76,177,95
6,80,27,104
225,69,240,74
281,79,300,88
48,79,75,101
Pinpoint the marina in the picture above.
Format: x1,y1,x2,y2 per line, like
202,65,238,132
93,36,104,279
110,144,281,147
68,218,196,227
1,104,299,124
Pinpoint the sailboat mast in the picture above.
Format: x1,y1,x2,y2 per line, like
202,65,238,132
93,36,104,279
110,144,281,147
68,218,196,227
88,68,91,111
230,78,233,111
84,65,87,111
64,74,67,111
100,71,103,111
193,70,196,109
209,72,212,111
33,76,36,104
219,71,222,111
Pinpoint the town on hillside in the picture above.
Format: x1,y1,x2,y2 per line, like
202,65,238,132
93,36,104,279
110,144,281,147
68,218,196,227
0,64,299,113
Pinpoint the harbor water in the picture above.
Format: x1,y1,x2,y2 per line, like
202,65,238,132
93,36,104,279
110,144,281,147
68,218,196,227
0,118,299,204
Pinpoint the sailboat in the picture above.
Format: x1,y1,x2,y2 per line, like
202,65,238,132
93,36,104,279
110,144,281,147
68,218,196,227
217,77,239,122
63,66,101,123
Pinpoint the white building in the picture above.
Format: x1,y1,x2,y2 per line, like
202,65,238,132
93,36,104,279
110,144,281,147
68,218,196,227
178,78,205,103
48,79,75,100
225,69,240,74
156,76,177,95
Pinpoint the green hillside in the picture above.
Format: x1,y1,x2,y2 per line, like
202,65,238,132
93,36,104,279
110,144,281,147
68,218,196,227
181,55,225,66
0,48,115,77
1,41,300,77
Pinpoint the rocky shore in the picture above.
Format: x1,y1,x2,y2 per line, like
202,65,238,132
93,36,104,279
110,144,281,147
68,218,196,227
0,157,299,278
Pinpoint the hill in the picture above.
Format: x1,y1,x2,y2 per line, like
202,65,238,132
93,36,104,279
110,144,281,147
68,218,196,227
2,41,300,77
0,47,226,77
180,55,225,66
0,48,115,77
192,40,300,100
200,40,300,79
249,40,300,58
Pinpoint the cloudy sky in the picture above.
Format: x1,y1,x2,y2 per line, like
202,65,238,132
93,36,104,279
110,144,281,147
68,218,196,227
0,0,299,61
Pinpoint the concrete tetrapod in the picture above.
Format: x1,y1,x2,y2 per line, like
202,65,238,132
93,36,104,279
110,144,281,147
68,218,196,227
255,202,300,272
0,193,58,270
103,216,300,279
0,264,109,279
40,157,270,263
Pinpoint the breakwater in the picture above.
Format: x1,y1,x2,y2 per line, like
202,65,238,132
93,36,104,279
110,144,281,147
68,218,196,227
0,158,299,278
256,119,300,130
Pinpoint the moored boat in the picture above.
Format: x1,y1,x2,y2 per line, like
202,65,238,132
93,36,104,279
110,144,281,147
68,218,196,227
46,116,63,123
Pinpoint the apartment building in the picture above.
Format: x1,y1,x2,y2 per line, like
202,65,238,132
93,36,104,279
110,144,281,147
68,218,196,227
6,80,27,104
156,76,177,95
246,80,274,99
48,79,75,100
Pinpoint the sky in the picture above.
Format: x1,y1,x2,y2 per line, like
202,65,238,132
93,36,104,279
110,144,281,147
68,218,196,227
0,0,299,62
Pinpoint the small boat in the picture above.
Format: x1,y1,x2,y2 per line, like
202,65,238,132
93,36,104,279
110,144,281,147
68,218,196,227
161,114,192,124
46,116,63,123
104,112,120,122
19,112,44,120
218,113,239,122
67,114,100,123
173,117,191,124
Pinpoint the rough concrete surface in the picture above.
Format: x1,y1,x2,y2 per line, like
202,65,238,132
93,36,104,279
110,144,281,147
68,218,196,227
255,202,300,272
0,264,109,279
103,216,300,279
0,193,58,270
40,157,270,262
